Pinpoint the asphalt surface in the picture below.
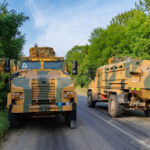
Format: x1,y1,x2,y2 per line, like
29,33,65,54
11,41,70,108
1,95,150,150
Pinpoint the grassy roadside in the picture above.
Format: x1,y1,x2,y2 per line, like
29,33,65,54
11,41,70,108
75,86,87,96
0,109,9,140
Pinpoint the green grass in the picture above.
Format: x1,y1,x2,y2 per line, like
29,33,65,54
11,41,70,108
0,109,9,139
75,86,87,96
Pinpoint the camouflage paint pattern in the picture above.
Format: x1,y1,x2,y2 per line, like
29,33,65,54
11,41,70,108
30,47,55,58
88,58,150,109
7,47,77,114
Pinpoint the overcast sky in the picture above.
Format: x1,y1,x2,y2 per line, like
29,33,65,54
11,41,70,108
6,0,137,57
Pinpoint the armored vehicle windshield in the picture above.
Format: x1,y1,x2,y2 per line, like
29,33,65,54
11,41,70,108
20,60,63,70
44,61,63,70
21,61,41,69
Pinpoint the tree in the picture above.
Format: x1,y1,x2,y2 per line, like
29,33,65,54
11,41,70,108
0,1,29,59
66,45,89,87
135,0,150,12
88,28,103,43
0,1,29,108
66,0,150,87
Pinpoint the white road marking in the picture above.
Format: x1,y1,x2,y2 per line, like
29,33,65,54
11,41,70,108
80,105,150,149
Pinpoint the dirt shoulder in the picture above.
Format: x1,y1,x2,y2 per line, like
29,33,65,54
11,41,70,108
75,86,87,96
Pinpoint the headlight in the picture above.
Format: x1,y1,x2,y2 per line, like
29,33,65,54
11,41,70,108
20,95,23,99
11,92,23,99
64,94,67,98
64,91,74,98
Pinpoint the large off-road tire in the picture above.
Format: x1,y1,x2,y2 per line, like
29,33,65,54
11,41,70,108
8,112,20,128
87,92,96,108
144,110,150,117
144,101,150,117
65,111,77,129
108,94,124,118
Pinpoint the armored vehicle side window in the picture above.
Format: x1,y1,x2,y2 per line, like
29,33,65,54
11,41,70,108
44,61,62,70
21,61,41,69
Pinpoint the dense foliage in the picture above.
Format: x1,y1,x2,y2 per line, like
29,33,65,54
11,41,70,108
0,1,29,59
66,0,150,87
0,72,9,108
0,1,29,108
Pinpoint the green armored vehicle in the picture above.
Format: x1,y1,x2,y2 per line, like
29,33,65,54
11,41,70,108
88,58,150,117
6,46,78,128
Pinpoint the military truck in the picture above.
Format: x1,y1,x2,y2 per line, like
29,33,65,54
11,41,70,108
5,46,77,128
87,58,150,117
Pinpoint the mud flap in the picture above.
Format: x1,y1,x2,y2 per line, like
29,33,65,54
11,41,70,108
70,120,76,129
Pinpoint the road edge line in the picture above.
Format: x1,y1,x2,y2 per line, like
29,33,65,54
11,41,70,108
80,105,150,149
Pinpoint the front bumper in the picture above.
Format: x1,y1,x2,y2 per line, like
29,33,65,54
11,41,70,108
9,102,76,113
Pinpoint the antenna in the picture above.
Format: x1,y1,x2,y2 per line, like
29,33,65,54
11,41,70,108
35,43,38,47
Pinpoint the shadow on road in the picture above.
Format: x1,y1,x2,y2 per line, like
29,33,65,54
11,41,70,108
95,102,146,118
21,114,66,129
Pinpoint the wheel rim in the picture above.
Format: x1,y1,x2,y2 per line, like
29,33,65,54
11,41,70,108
110,99,115,112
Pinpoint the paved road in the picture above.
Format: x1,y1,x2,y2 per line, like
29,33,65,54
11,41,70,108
1,95,150,150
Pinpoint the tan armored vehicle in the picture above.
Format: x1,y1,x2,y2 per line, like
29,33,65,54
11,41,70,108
4,46,78,128
87,58,150,117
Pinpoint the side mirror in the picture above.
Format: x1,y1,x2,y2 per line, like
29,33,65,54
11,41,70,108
5,58,10,73
72,60,77,75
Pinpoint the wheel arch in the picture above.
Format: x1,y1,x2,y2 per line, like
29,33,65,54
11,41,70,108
108,92,117,98
108,90,128,104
